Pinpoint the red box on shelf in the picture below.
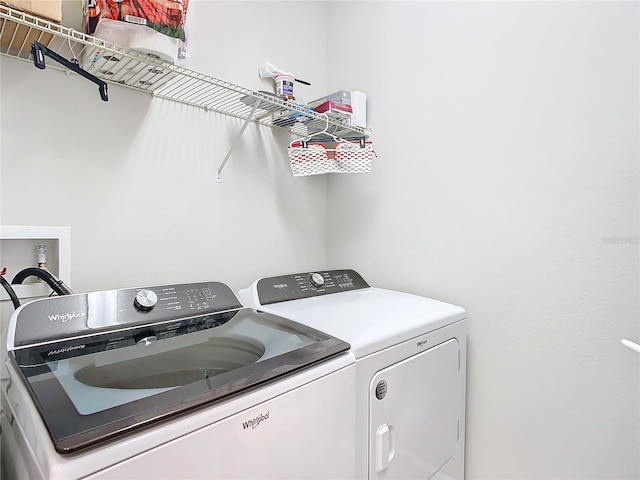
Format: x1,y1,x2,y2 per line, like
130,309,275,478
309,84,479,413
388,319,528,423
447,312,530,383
313,101,352,118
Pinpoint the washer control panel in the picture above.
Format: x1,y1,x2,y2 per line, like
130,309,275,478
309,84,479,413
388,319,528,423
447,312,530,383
11,281,243,350
256,269,370,305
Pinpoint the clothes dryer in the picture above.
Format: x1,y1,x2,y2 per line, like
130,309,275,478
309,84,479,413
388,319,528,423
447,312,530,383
239,269,467,480
1,281,356,479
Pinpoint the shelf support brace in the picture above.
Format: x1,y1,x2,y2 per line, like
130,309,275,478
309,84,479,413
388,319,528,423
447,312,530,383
217,98,261,182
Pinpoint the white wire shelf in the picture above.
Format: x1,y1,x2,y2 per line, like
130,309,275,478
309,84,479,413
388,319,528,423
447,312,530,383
0,4,367,141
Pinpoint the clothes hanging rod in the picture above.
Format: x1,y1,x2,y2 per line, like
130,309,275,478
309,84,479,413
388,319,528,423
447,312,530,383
31,41,108,101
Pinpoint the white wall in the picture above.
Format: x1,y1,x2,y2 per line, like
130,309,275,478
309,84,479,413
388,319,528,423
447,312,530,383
1,0,331,294
326,1,639,478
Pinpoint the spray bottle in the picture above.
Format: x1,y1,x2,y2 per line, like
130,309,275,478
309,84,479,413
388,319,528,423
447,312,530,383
258,61,310,101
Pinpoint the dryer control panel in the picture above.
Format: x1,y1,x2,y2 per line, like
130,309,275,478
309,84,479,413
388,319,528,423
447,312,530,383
256,269,370,305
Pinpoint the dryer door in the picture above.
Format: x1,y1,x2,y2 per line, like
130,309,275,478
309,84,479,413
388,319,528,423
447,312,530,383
369,338,460,479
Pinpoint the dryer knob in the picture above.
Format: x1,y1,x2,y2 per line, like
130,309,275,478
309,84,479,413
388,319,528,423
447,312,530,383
310,272,325,288
134,289,158,311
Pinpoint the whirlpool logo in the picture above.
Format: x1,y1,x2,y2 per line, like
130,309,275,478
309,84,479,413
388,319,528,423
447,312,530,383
242,412,269,430
47,311,85,323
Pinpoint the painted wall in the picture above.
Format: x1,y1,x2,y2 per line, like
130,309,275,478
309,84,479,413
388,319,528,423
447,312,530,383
1,0,331,295
326,1,639,478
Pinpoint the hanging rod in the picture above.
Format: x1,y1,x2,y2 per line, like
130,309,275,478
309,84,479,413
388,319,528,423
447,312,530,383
31,41,108,101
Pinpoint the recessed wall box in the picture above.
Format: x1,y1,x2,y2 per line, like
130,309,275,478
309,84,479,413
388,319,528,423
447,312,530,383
0,226,70,301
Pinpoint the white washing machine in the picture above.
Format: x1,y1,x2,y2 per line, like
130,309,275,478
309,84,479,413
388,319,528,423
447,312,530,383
239,269,467,480
1,281,357,479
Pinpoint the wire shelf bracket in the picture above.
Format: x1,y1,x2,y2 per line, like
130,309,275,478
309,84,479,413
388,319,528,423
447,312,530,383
217,98,261,182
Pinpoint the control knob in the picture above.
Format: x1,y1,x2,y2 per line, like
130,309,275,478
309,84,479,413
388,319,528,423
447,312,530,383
310,273,325,288
134,289,158,311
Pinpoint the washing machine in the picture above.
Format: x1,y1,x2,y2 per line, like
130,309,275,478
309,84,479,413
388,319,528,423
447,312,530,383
1,280,357,479
239,269,467,480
